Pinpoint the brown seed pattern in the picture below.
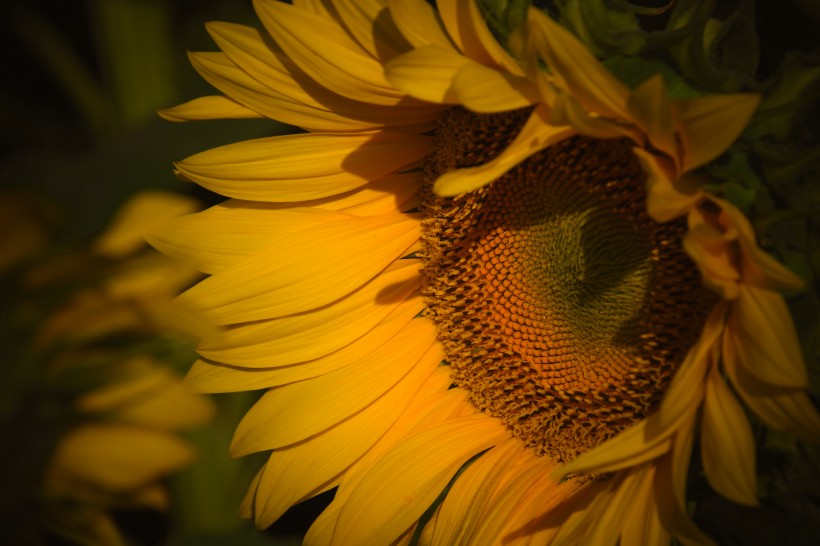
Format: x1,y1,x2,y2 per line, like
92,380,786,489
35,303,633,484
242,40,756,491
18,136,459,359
420,108,716,462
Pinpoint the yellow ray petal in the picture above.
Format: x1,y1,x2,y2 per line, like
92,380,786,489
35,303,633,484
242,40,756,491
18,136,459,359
449,61,539,113
684,207,741,300
176,131,431,202
548,88,643,141
385,45,470,104
185,295,423,392
186,51,371,132
676,93,760,172
627,74,679,164
196,260,421,365
191,34,441,132
701,364,758,506
434,105,575,196
582,466,648,546
332,0,411,61
620,465,668,546
527,8,630,120
254,0,407,105
727,285,808,388
636,149,704,223
231,320,438,453
49,425,195,492
655,422,717,546
182,215,419,325
431,439,523,546
437,0,524,75
158,95,264,121
330,414,508,546
251,346,439,528
716,199,804,291
239,467,263,519
387,0,454,49
723,335,820,445
306,381,471,544
467,457,547,545
293,0,332,17
148,205,345,275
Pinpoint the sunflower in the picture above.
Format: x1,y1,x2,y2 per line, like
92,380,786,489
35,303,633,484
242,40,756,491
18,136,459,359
155,1,820,544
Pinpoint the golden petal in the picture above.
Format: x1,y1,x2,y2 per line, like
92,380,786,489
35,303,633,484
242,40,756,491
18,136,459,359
676,92,760,172
230,320,439,453
254,0,407,105
158,95,264,121
527,8,630,120
701,364,759,506
175,131,431,202
182,215,419,324
434,105,575,196
194,260,421,364
387,0,455,49
250,343,440,528
330,414,508,546
185,295,423,392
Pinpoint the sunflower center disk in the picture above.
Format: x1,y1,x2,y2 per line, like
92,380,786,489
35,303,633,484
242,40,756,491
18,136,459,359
420,108,716,463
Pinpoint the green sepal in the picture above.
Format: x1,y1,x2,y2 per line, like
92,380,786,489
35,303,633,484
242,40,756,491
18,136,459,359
478,0,532,44
602,55,706,98
556,0,647,57
746,51,820,142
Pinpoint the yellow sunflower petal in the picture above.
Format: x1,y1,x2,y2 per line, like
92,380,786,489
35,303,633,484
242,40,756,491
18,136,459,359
716,199,805,291
178,213,419,325
449,61,540,113
701,364,758,506
330,414,508,546
148,205,345,275
620,465,668,546
251,343,440,528
430,439,523,546
158,95,264,121
196,261,421,366
723,333,820,445
635,148,704,223
434,105,575,196
684,207,741,300
193,29,440,132
527,8,630,119
254,0,406,105
185,295,423,392
239,467,263,519
388,0,455,49
332,0,410,61
384,44,470,104
231,320,438,454
303,371,466,544
727,285,808,388
676,92,760,172
548,88,642,141
175,131,431,203
467,457,547,545
437,0,524,75
627,74,678,164
583,466,649,546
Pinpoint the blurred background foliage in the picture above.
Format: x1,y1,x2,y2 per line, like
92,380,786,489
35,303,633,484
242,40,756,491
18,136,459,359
1,1,304,545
